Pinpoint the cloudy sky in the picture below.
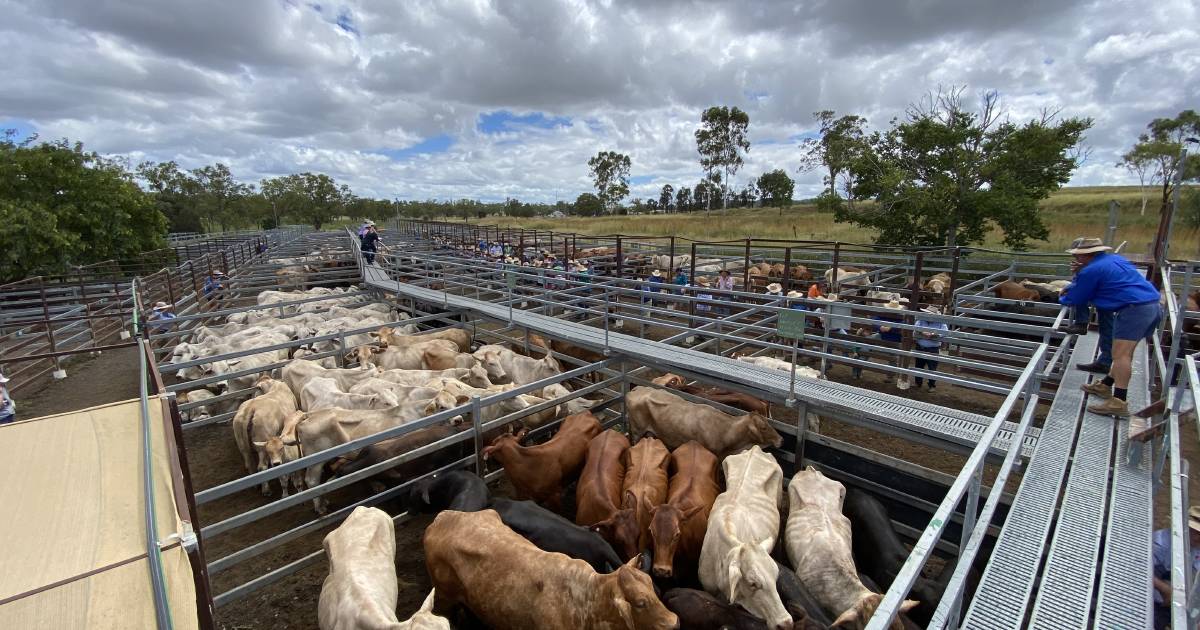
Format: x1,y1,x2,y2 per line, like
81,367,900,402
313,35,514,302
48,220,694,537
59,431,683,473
2,0,1197,203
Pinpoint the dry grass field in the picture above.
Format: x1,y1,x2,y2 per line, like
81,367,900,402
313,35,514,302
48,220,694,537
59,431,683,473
468,186,1200,257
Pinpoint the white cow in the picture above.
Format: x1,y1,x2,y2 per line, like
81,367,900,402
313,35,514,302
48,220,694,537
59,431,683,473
281,360,382,399
353,339,470,371
786,466,918,629
736,355,822,379
824,267,870,287
300,376,398,412
698,445,792,630
472,344,562,385
318,507,450,630
231,375,303,497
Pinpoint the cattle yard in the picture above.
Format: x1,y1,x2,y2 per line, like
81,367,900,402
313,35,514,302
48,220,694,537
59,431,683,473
5,221,1196,630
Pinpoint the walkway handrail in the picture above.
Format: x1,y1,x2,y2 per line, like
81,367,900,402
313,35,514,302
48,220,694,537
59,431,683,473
867,342,1049,629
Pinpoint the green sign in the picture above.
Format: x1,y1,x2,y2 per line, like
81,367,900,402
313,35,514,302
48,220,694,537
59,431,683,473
778,309,806,340
506,271,517,291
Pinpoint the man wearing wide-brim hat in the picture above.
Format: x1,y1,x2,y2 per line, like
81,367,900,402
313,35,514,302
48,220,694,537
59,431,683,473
1151,505,1200,628
1064,237,1161,417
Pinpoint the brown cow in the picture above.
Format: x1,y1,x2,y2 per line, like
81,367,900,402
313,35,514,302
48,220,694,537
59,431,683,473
623,436,671,553
424,509,679,630
577,430,642,560
329,422,468,492
481,411,602,509
626,386,783,457
655,372,771,416
991,280,1041,303
649,441,721,580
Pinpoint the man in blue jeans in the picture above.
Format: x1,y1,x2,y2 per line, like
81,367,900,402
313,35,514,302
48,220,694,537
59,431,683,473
1067,305,1115,373
1060,237,1161,417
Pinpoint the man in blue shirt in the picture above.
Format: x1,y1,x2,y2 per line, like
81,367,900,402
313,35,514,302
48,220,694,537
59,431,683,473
0,373,14,424
1060,237,1161,417
914,306,950,390
1151,506,1200,630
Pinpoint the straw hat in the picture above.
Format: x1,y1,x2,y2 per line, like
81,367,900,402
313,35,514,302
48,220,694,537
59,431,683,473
153,301,172,310
652,270,663,278
575,263,587,272
884,299,905,309
1066,237,1112,255
697,276,712,287
766,282,783,294
787,290,803,298
1190,506,1200,532
922,305,942,315
212,269,225,276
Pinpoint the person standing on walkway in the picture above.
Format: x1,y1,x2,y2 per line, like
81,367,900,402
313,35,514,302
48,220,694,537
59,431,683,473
0,373,14,424
913,305,950,390
1062,237,1162,417
360,222,382,264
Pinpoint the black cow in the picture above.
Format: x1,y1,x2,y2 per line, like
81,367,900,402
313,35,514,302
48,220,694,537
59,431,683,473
774,559,833,628
488,498,623,573
662,588,767,630
406,470,490,513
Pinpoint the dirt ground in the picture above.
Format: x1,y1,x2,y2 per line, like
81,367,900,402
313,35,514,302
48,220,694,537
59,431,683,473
13,345,142,418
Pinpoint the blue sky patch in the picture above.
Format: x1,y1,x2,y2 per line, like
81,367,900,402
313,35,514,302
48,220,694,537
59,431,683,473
478,110,571,134
373,134,454,160
1,119,37,143
336,9,358,35
628,175,656,185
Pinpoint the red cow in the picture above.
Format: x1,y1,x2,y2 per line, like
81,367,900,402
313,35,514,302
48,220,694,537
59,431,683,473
576,430,642,560
649,441,721,580
481,411,602,510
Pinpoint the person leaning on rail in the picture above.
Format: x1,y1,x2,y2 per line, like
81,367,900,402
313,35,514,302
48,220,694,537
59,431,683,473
1061,237,1162,417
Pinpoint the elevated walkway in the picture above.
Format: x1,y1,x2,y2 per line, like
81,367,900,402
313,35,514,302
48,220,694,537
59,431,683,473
963,336,1154,629
359,240,1037,459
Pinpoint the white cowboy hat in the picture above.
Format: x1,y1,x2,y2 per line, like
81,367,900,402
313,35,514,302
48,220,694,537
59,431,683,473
212,270,226,276
0,374,9,384
787,290,803,298
575,264,587,271
1066,237,1112,255
921,305,943,314
696,276,712,287
153,301,172,310
884,299,905,309
652,270,663,277
766,283,783,294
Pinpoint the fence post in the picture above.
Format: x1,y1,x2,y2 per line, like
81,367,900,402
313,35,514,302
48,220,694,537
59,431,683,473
743,238,751,291
472,396,485,475
831,242,841,294
689,242,698,322
783,247,793,294
1104,199,1120,246
946,247,961,311
615,237,624,280
39,280,65,379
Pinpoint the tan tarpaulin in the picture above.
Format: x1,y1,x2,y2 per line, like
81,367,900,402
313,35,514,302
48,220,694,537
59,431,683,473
0,397,199,629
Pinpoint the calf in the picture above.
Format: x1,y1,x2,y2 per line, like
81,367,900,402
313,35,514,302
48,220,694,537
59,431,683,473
622,436,671,554
480,411,602,510
657,373,771,416
577,430,642,561
281,359,381,399
427,506,681,628
300,376,396,411
662,588,767,630
649,441,721,580
473,344,562,385
491,498,624,574
318,506,450,630
843,489,948,627
424,509,678,630
785,467,917,629
231,375,300,496
699,445,792,630
991,280,1041,304
377,326,472,353
626,386,783,457
406,470,490,513
354,339,469,371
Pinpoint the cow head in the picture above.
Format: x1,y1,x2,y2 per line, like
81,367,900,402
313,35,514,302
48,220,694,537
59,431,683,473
252,436,290,468
648,503,703,578
605,556,680,630
652,373,686,388
474,350,507,382
252,373,274,392
591,508,642,562
830,593,918,630
424,390,469,424
748,413,784,449
725,541,792,630
462,364,492,388
347,345,383,369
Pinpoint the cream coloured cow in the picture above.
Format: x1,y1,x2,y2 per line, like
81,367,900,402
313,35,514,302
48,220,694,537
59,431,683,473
736,355,822,378
377,326,473,353
472,344,562,385
625,386,782,457
318,506,450,630
300,376,398,412
352,339,471,372
785,466,918,629
284,393,473,513
231,375,302,497
824,267,870,287
372,365,492,389
698,445,792,630
281,359,382,398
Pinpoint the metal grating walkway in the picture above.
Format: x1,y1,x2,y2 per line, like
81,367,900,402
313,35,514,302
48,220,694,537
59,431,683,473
963,337,1154,629
361,256,1037,458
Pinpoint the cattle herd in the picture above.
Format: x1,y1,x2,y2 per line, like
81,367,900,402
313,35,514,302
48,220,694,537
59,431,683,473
166,286,973,629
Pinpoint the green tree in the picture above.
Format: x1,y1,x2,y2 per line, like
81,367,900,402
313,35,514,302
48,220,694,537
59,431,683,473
0,135,166,281
799,111,868,199
757,169,794,211
675,186,691,212
659,184,674,213
695,105,750,212
573,192,604,216
191,163,251,231
587,151,631,213
137,160,203,232
282,172,352,230
844,89,1092,249
1122,110,1200,212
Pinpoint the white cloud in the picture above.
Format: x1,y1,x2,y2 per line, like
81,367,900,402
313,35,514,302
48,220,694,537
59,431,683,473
1,0,1198,203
